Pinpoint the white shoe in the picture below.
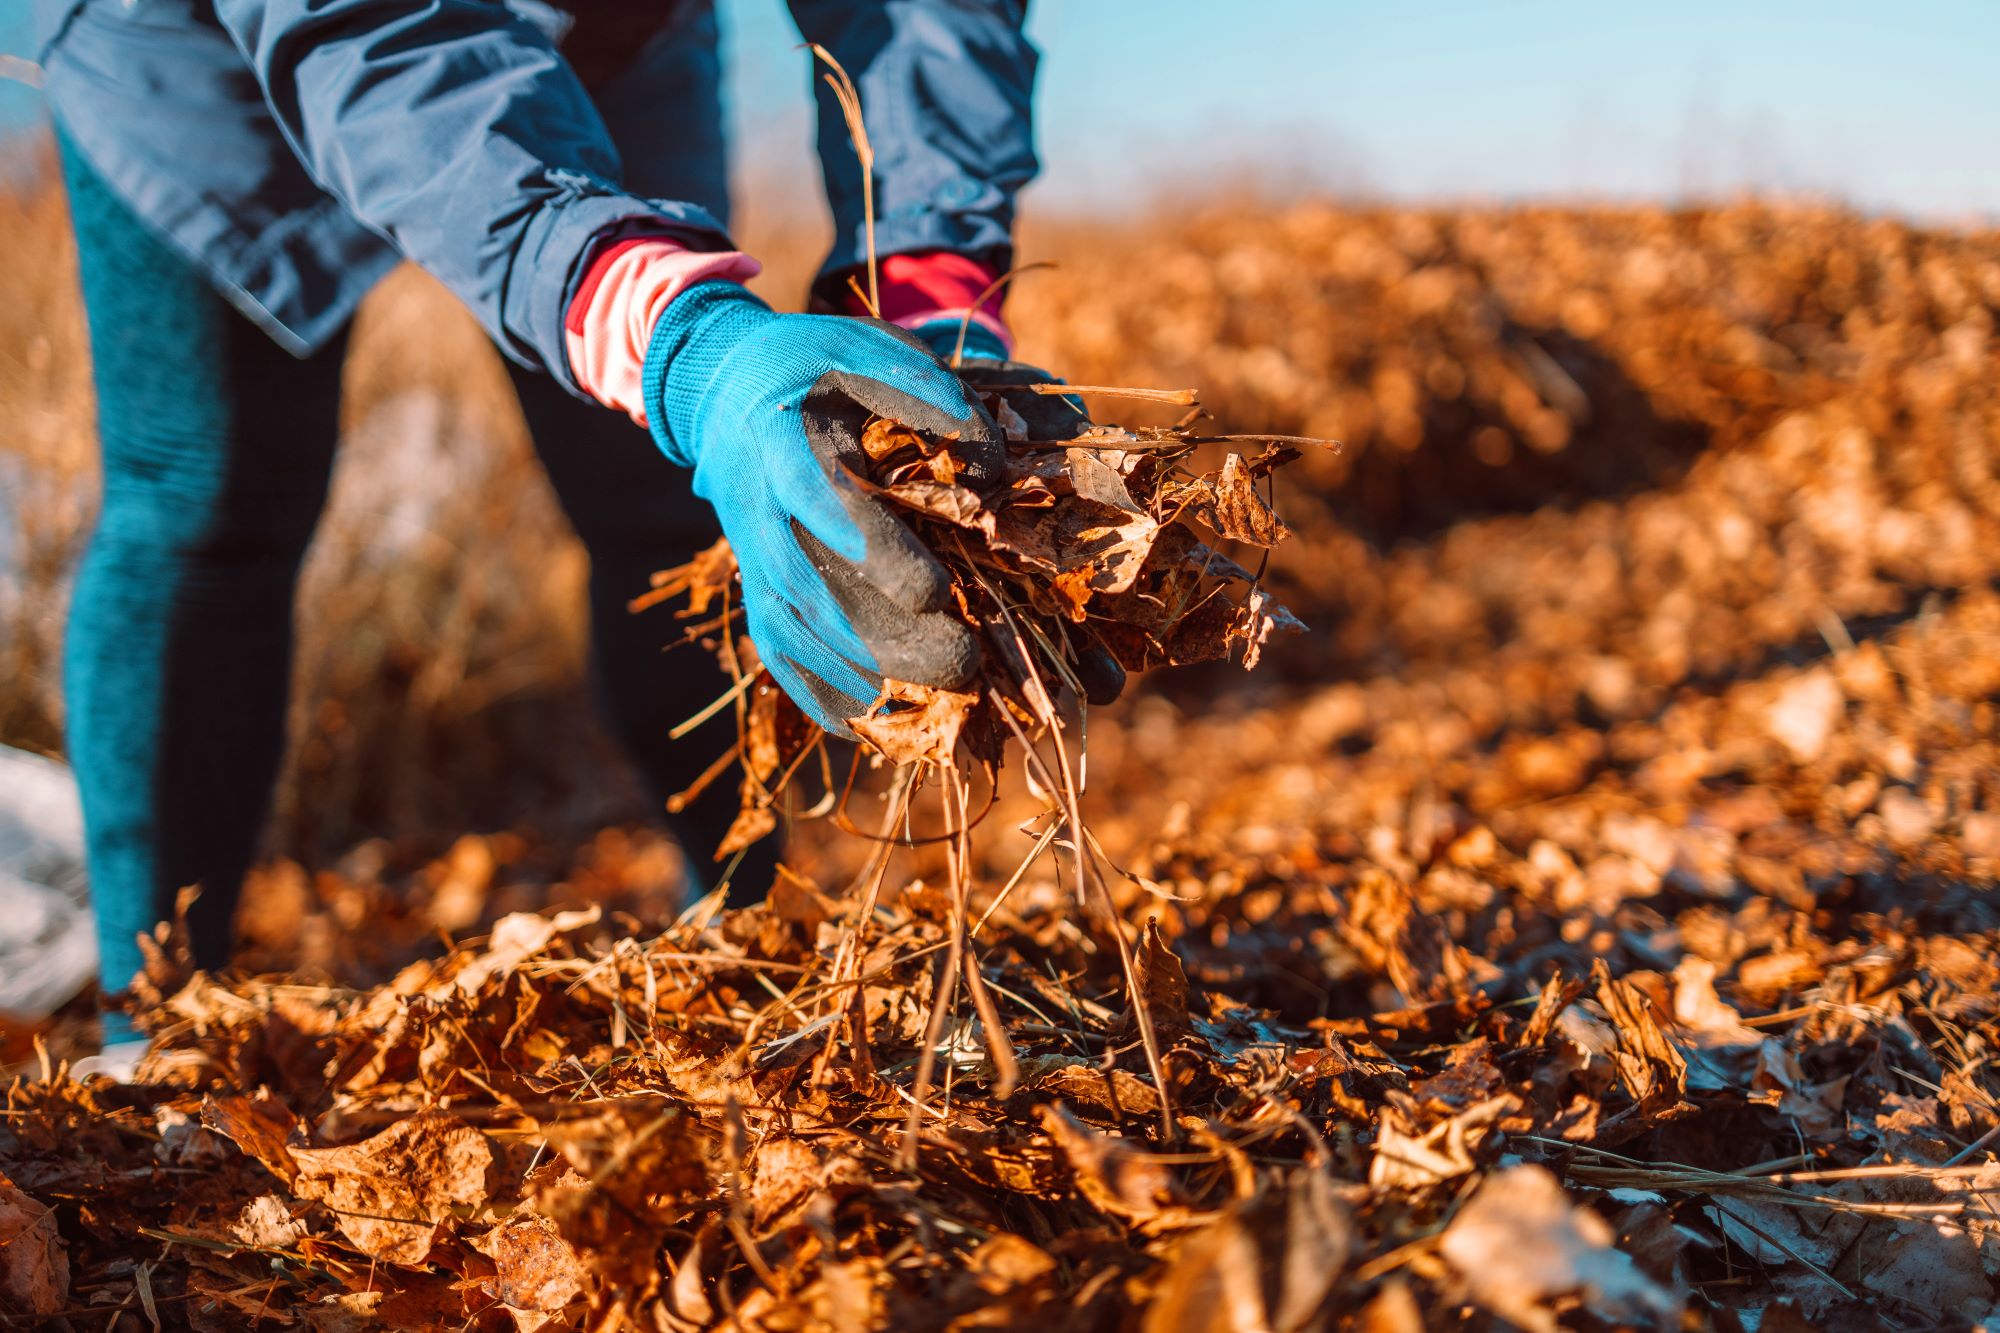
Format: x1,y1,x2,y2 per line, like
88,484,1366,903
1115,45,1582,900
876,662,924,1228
70,1039,149,1084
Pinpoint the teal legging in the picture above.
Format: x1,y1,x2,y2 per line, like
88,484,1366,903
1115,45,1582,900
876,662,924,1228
59,139,776,1021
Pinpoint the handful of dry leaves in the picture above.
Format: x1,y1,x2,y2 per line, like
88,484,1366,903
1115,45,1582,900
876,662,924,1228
636,370,1315,862
626,372,1323,1156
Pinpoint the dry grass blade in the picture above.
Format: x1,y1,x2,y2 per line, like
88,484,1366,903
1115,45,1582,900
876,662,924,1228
808,44,878,316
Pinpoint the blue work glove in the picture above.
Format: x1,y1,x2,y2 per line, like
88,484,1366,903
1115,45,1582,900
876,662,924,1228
909,316,1013,366
642,282,1003,735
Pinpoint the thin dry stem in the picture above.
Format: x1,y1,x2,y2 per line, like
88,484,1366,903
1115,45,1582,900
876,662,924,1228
1028,384,1199,405
826,766,916,1004
948,261,1055,368
993,697,1179,1143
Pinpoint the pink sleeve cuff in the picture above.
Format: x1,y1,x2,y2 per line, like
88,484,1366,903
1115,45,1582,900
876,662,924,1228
564,237,763,426
843,250,1015,356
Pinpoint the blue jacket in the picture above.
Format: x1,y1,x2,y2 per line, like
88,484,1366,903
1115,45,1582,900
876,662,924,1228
33,0,1039,395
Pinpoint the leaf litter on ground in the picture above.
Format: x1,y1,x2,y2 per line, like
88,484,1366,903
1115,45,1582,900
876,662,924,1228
11,201,2000,1329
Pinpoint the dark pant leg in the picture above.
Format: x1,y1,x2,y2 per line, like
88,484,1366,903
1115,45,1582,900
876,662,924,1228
515,0,777,899
506,368,781,900
58,135,344,1003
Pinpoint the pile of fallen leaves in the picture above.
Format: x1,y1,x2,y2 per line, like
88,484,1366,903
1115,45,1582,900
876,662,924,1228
10,200,2000,1330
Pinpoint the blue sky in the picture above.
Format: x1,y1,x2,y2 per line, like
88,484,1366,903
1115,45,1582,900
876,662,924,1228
5,0,1996,219
1017,0,2000,217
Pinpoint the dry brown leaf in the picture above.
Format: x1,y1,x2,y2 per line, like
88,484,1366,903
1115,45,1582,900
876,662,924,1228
473,1211,587,1326
1670,957,1761,1046
850,680,979,768
656,1224,717,1331
870,476,994,533
715,801,779,860
860,417,931,465
309,1290,387,1331
742,677,817,787
629,536,739,617
232,1194,309,1250
1019,1057,1163,1121
1591,958,1692,1119
1671,956,1764,1091
538,1094,710,1221
1367,1094,1516,1190
0,1172,68,1316
290,1109,493,1265
452,906,602,995
1230,585,1307,670
1194,452,1291,548
1037,1103,1193,1228
1749,1039,1848,1137
1439,1166,1675,1333
1120,919,1194,1046
202,1091,304,1186
1066,448,1146,514
1141,1207,1271,1333
1274,1167,1355,1331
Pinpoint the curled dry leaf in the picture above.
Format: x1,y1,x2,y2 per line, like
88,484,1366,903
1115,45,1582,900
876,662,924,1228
202,1090,303,1186
1037,1103,1194,1229
1119,919,1195,1046
1368,1094,1518,1191
1189,451,1291,549
1590,959,1692,1121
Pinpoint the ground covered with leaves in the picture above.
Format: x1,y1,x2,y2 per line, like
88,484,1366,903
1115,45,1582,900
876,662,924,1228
8,202,2000,1330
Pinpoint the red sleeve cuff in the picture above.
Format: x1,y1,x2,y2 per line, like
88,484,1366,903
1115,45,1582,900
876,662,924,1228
842,250,1008,326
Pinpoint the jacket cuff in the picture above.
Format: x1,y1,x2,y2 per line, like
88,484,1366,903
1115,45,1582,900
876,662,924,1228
509,170,733,397
564,236,762,426
835,249,1015,357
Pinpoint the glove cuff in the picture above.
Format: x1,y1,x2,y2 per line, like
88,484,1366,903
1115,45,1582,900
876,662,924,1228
566,237,762,429
641,280,777,467
911,316,1013,365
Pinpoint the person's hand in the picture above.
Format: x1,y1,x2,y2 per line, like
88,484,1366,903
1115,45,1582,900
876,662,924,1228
909,315,1013,367
644,282,1003,735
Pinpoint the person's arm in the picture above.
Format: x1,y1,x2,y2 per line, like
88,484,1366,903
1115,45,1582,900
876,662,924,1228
789,0,1040,312
211,0,729,388
213,0,1011,731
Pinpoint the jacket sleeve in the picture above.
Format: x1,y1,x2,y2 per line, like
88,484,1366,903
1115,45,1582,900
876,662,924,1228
788,0,1039,304
210,0,732,388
